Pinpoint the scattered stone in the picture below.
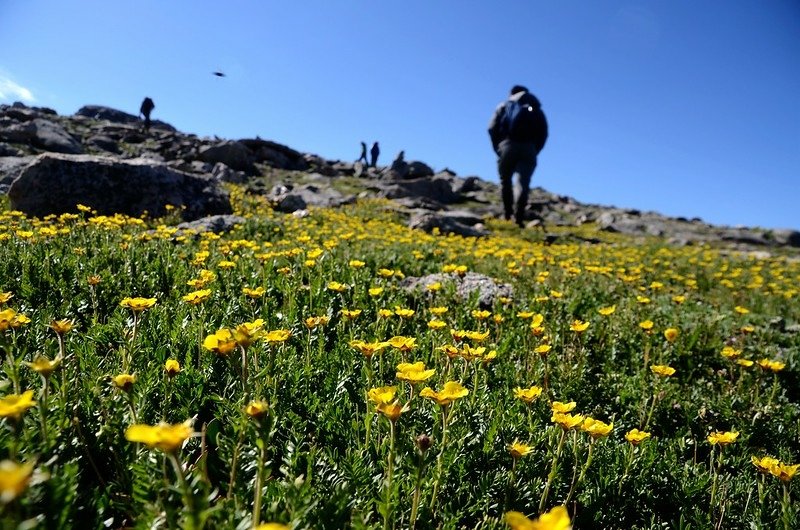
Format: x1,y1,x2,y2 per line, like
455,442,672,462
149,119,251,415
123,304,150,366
408,211,489,237
400,272,513,309
198,141,256,174
175,214,246,234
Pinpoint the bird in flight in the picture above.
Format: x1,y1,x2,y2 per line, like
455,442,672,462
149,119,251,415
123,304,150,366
212,71,226,77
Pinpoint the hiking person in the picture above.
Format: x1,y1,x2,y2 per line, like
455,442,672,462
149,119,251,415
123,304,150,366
139,97,155,132
356,141,368,164
370,141,380,167
488,85,548,227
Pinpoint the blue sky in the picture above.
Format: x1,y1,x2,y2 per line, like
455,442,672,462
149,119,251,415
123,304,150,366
2,1,799,229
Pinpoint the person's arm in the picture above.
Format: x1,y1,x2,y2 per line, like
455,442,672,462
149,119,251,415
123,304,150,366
487,103,505,153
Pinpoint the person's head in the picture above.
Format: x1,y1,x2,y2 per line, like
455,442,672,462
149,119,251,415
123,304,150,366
510,85,528,96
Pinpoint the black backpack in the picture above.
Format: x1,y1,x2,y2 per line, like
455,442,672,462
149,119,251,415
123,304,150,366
502,99,540,142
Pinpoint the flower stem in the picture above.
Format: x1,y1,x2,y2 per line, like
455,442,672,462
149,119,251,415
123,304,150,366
539,428,567,513
169,452,200,529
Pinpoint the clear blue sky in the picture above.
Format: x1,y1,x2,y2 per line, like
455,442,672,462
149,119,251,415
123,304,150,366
2,1,799,229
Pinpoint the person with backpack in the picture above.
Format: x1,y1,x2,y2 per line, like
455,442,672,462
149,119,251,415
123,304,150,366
139,97,155,132
488,85,548,227
370,141,380,167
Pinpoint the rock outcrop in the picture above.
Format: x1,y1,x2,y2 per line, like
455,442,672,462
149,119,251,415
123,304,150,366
0,101,797,249
8,153,231,221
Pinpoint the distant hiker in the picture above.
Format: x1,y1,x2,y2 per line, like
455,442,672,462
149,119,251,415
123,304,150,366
488,85,548,227
139,97,155,132
370,141,380,167
356,141,368,164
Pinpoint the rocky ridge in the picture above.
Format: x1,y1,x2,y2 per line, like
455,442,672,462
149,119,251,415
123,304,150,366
1,101,798,249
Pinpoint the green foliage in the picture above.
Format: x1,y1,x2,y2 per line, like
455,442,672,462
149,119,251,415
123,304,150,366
0,191,797,529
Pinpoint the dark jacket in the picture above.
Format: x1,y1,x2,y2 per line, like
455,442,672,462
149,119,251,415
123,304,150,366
488,91,548,154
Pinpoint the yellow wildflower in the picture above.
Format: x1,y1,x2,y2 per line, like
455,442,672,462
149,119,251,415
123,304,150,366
420,381,469,406
552,412,585,430
509,440,534,459
624,429,651,445
505,505,571,530
396,362,435,383
368,386,397,406
598,305,616,316
0,391,36,420
551,401,576,413
24,356,61,378
707,431,739,446
650,365,676,377
513,386,543,403
757,359,785,372
663,328,679,342
0,460,35,504
120,297,157,312
49,319,74,335
265,329,291,343
581,417,613,439
182,289,211,305
164,359,180,378
125,420,193,453
112,374,136,392
245,400,269,420
203,328,237,355
569,320,589,332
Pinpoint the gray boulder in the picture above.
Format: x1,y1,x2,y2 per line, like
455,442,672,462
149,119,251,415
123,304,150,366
0,143,24,157
198,141,256,174
8,153,231,221
377,176,459,204
400,272,513,309
0,119,83,154
0,156,35,193
175,214,247,234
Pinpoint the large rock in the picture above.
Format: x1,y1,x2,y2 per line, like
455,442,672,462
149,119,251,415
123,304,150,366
0,156,35,193
377,176,459,204
8,153,231,221
198,141,256,174
0,119,83,154
400,272,513,309
238,138,308,170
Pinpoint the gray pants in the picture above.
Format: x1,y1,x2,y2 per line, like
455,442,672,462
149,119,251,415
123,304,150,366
497,140,538,225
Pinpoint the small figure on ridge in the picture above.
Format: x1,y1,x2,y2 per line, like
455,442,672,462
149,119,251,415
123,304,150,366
139,97,155,132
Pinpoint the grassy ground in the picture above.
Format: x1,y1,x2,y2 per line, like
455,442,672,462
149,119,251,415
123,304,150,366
0,187,797,529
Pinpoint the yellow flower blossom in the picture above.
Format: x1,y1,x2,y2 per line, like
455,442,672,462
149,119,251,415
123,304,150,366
203,328,237,355
368,386,397,405
757,359,785,372
164,359,180,377
551,412,585,430
0,391,36,420
340,309,361,320
387,336,416,352
639,320,654,331
430,306,448,316
720,346,741,359
570,320,589,332
514,386,543,403
581,417,613,439
427,319,447,330
265,329,291,343
368,287,384,297
598,305,616,316
734,306,750,315
534,344,552,355
120,297,157,312
242,286,266,299
509,440,534,459
551,401,576,413
377,401,404,422
182,289,212,305
663,328,679,342
0,460,35,504
650,365,676,377
420,381,469,406
624,429,651,445
505,505,571,530
112,374,136,392
49,319,74,335
125,420,193,453
736,358,754,367
245,400,269,419
707,431,739,446
349,340,389,358
327,281,348,292
24,356,61,378
396,361,435,383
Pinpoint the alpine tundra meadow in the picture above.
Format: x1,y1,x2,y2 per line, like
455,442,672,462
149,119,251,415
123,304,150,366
0,189,797,529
